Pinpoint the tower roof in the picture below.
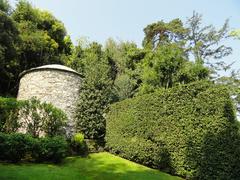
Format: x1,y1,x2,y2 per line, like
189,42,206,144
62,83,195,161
19,64,83,78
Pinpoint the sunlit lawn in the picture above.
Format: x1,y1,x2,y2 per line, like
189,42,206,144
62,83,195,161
0,152,182,180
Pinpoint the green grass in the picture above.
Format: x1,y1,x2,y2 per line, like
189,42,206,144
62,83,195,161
0,152,181,180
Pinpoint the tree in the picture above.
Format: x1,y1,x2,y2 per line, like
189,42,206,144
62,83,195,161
142,18,187,49
142,12,233,67
137,44,186,94
0,0,20,96
113,74,137,101
185,12,232,65
137,43,209,94
74,41,114,140
139,12,233,94
12,0,72,71
0,0,10,13
105,39,145,100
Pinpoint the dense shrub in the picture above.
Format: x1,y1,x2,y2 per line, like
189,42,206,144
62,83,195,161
32,136,68,163
106,81,240,179
0,132,33,162
0,132,67,163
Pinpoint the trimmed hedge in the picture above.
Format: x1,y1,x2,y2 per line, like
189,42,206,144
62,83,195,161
106,81,240,179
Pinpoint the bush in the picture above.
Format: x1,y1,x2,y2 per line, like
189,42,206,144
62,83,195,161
5,133,33,162
69,133,88,156
0,133,67,163
18,98,67,137
0,133,33,162
0,133,8,160
0,97,67,137
106,81,240,179
32,136,68,163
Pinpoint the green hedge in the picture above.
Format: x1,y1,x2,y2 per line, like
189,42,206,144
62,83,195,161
106,81,240,179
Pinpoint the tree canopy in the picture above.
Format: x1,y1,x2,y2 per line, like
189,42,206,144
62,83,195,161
0,0,19,96
12,0,72,70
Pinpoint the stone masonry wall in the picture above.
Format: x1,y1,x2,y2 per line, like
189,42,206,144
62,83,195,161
17,69,82,135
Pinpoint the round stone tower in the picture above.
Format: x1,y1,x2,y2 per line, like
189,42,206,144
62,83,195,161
17,64,83,135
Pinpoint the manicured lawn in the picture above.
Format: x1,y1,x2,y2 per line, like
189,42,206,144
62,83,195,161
0,152,181,180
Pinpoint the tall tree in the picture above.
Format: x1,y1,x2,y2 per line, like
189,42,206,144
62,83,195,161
12,0,72,71
73,41,114,140
218,29,240,118
142,18,187,49
137,44,196,94
0,0,20,96
185,12,232,65
143,12,233,68
105,39,145,100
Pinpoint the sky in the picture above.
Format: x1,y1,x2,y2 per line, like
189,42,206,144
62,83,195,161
9,0,240,70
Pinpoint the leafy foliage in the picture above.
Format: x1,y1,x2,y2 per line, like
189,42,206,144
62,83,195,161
12,0,72,71
0,6,20,96
142,18,187,49
186,12,232,64
106,81,240,179
32,136,68,163
0,0,73,96
0,97,21,132
18,98,67,137
0,132,32,162
105,39,144,100
69,132,88,155
0,97,67,137
0,132,67,163
0,0,10,13
73,42,114,140
137,44,209,94
142,12,232,69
